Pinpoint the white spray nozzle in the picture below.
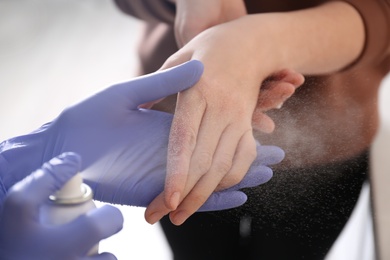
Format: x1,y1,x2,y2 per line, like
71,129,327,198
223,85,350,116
50,173,93,204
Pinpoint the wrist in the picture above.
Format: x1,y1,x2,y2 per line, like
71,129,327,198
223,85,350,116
230,15,286,78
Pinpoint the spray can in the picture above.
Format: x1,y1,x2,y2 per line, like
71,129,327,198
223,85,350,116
40,173,98,255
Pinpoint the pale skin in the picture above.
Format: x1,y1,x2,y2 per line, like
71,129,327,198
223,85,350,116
173,0,247,48
144,1,365,225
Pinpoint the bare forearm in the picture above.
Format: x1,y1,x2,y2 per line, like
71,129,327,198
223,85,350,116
243,1,365,75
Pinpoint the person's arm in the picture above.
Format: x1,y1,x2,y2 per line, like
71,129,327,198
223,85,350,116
144,1,371,225
236,1,365,75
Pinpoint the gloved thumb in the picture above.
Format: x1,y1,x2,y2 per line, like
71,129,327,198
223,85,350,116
114,60,203,109
4,152,81,221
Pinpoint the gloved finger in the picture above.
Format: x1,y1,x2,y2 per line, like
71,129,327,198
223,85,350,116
82,252,117,260
197,190,247,212
255,145,285,165
217,145,281,191
5,152,80,218
65,205,124,254
114,60,203,109
223,165,273,192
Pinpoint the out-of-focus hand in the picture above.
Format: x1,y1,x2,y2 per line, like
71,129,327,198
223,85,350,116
0,152,123,260
146,16,297,225
174,0,246,47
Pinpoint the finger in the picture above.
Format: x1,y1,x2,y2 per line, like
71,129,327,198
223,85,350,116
251,111,275,133
144,192,171,224
169,131,256,225
224,165,273,191
82,252,117,260
164,87,206,210
114,60,203,109
257,81,295,110
222,145,285,190
178,113,233,202
5,152,80,218
65,205,124,255
220,144,283,191
215,130,257,191
257,69,304,111
276,69,305,87
266,69,305,87
198,190,247,212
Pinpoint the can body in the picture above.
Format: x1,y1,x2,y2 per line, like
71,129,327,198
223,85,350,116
40,183,99,255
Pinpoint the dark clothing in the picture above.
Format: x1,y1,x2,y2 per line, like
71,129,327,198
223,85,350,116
160,151,368,259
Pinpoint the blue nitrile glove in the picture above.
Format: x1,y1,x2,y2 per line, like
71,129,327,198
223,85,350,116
199,143,283,211
0,152,123,260
0,59,284,211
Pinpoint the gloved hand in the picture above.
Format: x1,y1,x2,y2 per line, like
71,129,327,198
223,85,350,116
195,143,283,211
0,152,123,260
0,60,284,214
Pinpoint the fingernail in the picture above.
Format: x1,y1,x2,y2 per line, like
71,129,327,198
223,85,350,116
170,210,188,226
170,192,180,210
146,212,162,225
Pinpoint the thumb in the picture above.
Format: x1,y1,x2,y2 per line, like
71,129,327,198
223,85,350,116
115,60,203,109
5,152,81,220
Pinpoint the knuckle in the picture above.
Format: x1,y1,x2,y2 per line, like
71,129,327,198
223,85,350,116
218,172,244,190
227,173,244,186
214,157,233,175
194,151,213,175
188,193,208,209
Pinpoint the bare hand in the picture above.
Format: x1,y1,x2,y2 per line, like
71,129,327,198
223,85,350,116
145,17,293,225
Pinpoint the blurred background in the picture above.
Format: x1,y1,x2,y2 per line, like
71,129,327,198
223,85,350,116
0,0,389,259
